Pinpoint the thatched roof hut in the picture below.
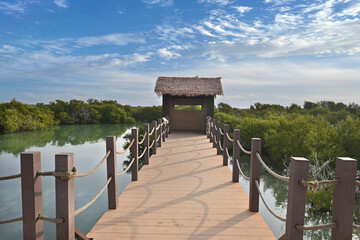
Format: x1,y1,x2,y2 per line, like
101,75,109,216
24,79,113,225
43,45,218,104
155,77,223,97
155,76,223,132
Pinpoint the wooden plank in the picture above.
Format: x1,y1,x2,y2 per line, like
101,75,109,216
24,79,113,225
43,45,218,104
87,132,275,239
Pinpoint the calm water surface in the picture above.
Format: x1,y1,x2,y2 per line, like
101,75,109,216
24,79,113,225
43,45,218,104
1,125,359,239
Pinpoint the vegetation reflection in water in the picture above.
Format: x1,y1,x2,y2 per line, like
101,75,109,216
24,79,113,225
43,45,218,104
234,155,360,240
0,124,134,240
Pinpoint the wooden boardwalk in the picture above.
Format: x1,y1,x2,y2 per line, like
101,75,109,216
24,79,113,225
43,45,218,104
88,132,275,239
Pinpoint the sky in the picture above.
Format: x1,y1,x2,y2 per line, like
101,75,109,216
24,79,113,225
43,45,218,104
0,0,359,108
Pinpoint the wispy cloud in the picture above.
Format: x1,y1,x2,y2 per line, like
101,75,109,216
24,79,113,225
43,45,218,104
54,0,68,8
233,6,253,14
0,2,27,15
76,33,146,47
157,48,180,59
198,0,233,5
142,0,173,7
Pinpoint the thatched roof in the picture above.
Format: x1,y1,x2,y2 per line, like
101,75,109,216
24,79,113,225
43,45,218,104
155,77,223,97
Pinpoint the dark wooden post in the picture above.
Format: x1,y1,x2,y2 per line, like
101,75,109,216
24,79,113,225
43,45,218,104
332,157,357,240
162,120,166,143
216,121,222,155
21,152,43,240
152,120,157,155
209,118,213,143
55,153,75,240
165,116,169,138
285,157,309,240
223,124,229,166
157,119,162,148
144,124,150,165
106,136,117,209
131,128,138,181
249,138,261,212
206,116,210,137
213,119,217,148
232,130,240,182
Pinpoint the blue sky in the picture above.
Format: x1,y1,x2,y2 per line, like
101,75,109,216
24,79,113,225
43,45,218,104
0,0,359,107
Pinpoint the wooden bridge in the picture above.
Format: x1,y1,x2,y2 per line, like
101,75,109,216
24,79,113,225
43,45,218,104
1,117,359,240
88,131,275,239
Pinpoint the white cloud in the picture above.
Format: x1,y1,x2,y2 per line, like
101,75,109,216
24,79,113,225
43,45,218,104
0,2,26,14
157,48,181,59
337,2,360,17
233,6,253,14
143,0,173,7
54,0,68,8
0,45,19,54
76,33,146,47
198,0,233,6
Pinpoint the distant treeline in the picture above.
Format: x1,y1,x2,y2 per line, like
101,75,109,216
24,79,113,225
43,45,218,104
215,101,360,169
0,99,162,134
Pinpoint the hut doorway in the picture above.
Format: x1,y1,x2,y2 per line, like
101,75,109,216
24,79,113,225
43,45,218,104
170,97,206,131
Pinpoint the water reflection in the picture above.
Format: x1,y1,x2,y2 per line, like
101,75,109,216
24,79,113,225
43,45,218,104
0,124,134,240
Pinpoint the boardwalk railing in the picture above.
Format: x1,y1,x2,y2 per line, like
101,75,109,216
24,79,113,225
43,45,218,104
0,120,170,240
207,116,359,240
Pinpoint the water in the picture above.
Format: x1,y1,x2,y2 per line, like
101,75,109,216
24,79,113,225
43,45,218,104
1,126,359,239
0,124,134,240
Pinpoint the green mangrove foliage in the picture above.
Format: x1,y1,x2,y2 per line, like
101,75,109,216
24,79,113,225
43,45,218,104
0,99,162,134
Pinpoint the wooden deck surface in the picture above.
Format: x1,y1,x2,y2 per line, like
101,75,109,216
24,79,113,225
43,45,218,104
88,132,275,239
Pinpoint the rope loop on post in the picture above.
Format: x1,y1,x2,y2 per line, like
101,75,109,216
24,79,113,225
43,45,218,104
117,139,135,154
354,224,360,230
226,132,233,142
138,132,147,145
296,223,337,231
0,173,21,181
0,216,22,224
74,177,112,216
299,179,340,192
117,158,136,176
255,152,289,182
236,140,251,155
254,179,287,222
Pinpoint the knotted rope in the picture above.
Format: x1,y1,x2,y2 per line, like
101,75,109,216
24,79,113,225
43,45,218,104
38,151,111,180
117,139,135,154
296,223,337,231
299,179,340,192
0,173,21,181
256,152,289,182
255,179,286,222
138,132,147,145
74,177,112,216
237,140,251,155
235,158,250,180
118,158,136,176
0,216,22,225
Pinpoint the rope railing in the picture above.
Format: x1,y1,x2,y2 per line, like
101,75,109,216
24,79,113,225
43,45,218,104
255,152,290,182
219,128,224,136
138,132,147,145
37,150,111,180
0,216,22,225
235,158,250,180
214,136,218,145
226,132,233,142
149,127,155,135
149,140,155,149
0,173,21,181
357,180,360,187
237,140,251,155
296,223,337,231
156,125,161,130
117,139,135,154
156,135,161,143
138,147,147,159
74,177,112,216
225,147,232,160
117,158,136,177
299,179,340,191
37,215,64,224
255,179,287,222
219,143,223,151
354,224,360,230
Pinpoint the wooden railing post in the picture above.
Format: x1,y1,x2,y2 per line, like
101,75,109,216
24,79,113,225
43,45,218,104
232,130,240,182
144,124,150,165
285,157,309,240
213,119,217,148
162,120,166,143
157,119,162,148
223,124,229,166
106,136,118,209
217,121,222,155
21,151,43,240
206,116,210,138
249,138,261,212
131,128,138,181
209,118,213,143
165,116,169,138
332,157,357,240
152,120,157,155
55,153,75,240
